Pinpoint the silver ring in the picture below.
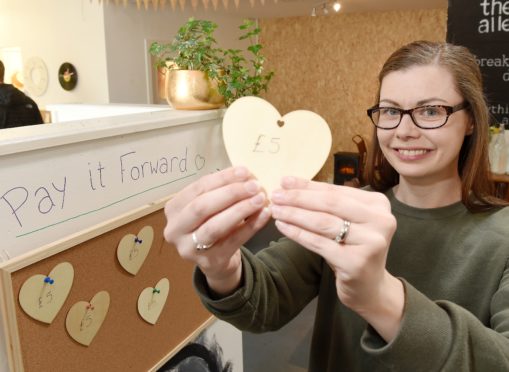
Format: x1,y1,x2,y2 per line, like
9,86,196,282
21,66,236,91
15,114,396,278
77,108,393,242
334,220,351,244
192,232,214,251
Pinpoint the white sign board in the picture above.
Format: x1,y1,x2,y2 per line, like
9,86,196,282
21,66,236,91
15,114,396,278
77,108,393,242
0,109,230,371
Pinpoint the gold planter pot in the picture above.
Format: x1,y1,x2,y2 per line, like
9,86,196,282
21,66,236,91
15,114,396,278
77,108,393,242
165,70,225,110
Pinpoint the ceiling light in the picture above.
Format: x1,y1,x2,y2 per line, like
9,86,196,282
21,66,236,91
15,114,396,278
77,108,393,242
332,1,341,12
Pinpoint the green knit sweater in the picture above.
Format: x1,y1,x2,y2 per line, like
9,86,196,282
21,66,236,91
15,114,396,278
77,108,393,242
194,189,509,371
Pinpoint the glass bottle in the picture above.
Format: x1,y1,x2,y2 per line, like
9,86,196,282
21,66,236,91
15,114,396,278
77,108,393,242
490,124,508,174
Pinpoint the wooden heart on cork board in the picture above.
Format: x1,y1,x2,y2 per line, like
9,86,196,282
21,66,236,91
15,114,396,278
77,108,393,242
222,96,332,197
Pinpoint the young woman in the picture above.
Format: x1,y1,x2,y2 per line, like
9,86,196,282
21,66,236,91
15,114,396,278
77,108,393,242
163,41,509,371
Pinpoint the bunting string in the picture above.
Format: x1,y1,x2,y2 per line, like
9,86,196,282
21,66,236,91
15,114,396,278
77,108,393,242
94,0,276,10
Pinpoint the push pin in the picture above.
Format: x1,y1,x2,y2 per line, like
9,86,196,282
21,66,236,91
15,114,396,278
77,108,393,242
44,276,54,285
86,303,95,310
152,288,160,294
134,237,143,244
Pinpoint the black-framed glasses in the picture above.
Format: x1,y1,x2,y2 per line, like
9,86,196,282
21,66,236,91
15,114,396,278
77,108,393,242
367,102,469,129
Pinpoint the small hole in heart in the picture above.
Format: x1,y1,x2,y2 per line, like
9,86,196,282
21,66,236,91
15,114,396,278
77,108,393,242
277,120,285,127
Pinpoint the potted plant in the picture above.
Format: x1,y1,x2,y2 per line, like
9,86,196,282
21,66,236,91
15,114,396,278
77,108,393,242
219,19,274,107
149,18,274,110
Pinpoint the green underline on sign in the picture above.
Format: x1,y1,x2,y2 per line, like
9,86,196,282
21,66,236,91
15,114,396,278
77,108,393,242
16,173,197,238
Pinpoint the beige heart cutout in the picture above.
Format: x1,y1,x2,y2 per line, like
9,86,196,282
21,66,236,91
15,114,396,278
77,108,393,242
223,96,332,197
117,225,154,275
65,291,110,347
137,278,170,325
18,262,74,324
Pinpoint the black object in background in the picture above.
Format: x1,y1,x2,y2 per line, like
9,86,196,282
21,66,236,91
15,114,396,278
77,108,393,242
333,152,360,185
58,62,78,91
447,0,509,126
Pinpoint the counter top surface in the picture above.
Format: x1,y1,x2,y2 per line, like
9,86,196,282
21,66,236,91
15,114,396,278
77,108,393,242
0,108,225,156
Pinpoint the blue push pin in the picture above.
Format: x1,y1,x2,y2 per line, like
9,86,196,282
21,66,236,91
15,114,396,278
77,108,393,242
134,237,143,244
44,276,54,285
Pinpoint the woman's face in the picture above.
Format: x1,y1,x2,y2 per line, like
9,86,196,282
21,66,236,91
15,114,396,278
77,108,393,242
376,64,472,185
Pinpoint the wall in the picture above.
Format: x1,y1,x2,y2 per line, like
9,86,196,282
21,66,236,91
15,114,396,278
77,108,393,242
260,9,447,182
103,6,252,104
0,0,248,107
0,0,109,107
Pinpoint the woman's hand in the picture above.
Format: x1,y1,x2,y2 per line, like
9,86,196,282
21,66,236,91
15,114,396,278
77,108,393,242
163,166,271,296
270,176,404,342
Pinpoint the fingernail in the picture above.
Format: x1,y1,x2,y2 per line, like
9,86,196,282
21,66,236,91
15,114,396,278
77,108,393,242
282,176,296,187
250,193,265,206
271,191,285,202
271,205,281,217
275,220,289,230
260,206,271,218
244,180,260,194
234,166,248,178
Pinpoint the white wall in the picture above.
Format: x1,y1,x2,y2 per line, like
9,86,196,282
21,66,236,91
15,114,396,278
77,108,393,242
103,5,251,103
0,0,251,106
0,0,109,107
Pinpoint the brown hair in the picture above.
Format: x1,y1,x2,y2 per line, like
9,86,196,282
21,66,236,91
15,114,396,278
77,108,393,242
0,60,4,83
364,40,504,212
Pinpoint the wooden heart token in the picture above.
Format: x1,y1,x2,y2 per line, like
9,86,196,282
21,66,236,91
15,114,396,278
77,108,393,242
117,225,154,275
18,262,74,324
223,96,332,197
137,278,170,325
65,291,110,346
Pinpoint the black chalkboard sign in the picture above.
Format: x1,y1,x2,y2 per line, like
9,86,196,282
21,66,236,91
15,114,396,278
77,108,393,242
447,0,509,126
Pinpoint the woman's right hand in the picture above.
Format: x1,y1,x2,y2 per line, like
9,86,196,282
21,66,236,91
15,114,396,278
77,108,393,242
163,166,271,296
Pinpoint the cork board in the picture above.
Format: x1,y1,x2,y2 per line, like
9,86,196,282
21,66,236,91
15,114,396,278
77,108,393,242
0,204,212,371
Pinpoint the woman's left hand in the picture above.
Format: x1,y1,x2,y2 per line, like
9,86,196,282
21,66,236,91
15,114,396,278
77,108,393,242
270,176,404,342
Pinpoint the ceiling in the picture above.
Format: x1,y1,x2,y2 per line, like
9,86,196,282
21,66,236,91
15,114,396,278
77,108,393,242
205,0,448,18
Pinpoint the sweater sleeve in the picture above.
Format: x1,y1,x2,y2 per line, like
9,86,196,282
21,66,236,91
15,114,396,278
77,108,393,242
360,264,509,372
193,240,322,333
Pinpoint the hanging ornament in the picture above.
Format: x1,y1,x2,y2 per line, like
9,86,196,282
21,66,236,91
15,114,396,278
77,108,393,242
170,0,177,10
179,0,186,10
202,0,209,9
211,0,219,9
191,0,198,9
234,0,240,8
222,0,228,9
